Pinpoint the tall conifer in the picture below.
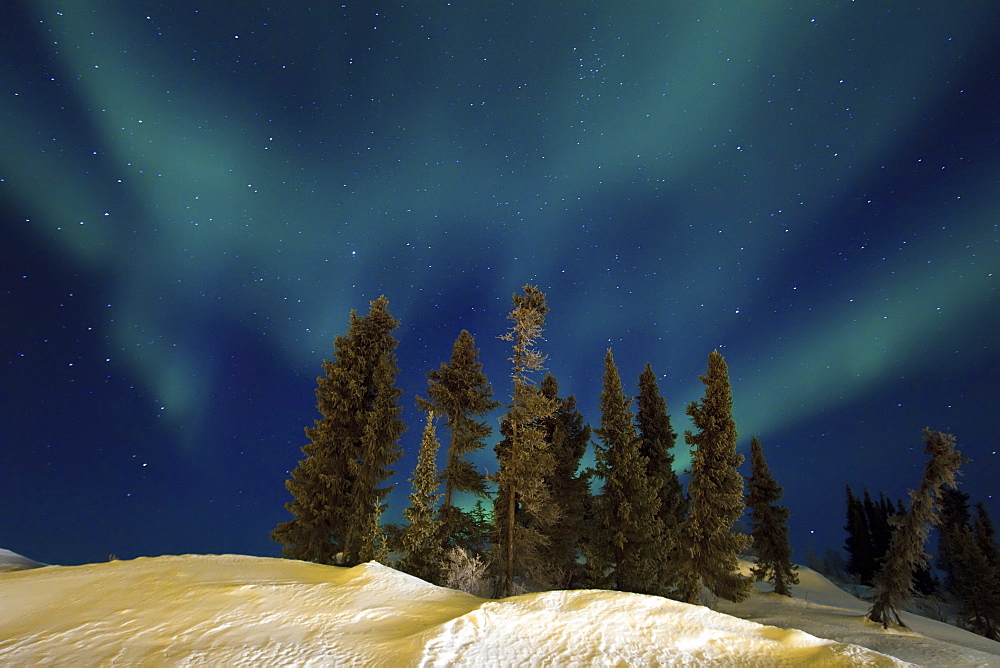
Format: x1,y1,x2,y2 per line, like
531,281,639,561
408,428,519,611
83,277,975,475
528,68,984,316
745,435,798,596
398,412,446,584
416,330,499,550
677,350,752,603
868,429,966,628
586,350,666,595
271,296,405,566
493,286,560,597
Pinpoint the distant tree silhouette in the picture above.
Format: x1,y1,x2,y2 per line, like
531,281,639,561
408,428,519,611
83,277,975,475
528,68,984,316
676,350,753,603
745,435,799,596
271,296,405,566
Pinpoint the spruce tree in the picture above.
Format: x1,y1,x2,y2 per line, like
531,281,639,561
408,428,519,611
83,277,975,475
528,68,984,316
868,429,966,628
937,488,972,591
745,435,798,596
493,285,560,597
677,350,753,603
271,296,405,566
636,363,685,587
586,349,666,595
844,485,875,584
416,330,499,551
537,373,592,589
948,522,1000,639
397,412,446,584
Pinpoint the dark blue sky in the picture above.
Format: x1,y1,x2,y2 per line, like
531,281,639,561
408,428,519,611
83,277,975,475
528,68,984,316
2,2,997,567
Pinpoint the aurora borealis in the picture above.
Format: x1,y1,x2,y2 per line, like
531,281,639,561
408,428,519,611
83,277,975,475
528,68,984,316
2,2,997,567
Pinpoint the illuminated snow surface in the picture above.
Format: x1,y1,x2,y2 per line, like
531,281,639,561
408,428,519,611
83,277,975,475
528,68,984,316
1,552,998,666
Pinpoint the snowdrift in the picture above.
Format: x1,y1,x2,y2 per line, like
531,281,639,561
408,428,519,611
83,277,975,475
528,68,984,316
1,553,997,666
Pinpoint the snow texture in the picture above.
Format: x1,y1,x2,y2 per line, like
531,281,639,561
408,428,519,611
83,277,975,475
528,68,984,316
1,552,998,666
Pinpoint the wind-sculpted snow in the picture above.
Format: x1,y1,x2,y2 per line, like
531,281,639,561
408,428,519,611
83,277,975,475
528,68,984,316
0,554,997,665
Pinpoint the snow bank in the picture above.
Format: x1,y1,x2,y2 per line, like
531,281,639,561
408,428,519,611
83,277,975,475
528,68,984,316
1,553,996,666
0,548,46,572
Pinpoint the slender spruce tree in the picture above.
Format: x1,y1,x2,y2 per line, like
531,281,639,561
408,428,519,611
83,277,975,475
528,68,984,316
416,330,500,551
868,429,967,628
271,296,405,566
745,435,799,596
493,285,560,597
636,364,685,587
844,485,875,584
397,412,446,584
537,373,592,589
677,350,753,603
586,350,666,595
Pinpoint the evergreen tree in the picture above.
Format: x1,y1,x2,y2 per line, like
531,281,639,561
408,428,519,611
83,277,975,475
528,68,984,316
948,522,1000,640
677,350,753,604
937,488,972,591
745,435,799,596
493,285,560,597
844,485,875,584
416,330,499,551
636,364,686,573
271,296,405,566
397,412,446,584
586,350,666,595
868,429,967,628
537,373,592,589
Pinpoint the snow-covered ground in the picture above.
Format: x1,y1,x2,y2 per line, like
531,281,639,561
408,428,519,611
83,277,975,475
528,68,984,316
1,551,997,666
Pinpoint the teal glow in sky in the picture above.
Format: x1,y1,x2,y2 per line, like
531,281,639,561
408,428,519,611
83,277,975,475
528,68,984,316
2,2,997,565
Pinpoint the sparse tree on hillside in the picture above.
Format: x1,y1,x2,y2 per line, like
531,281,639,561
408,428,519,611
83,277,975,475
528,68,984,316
397,412,446,584
868,429,967,628
745,435,798,596
586,350,666,595
493,285,560,597
677,350,753,604
416,330,500,551
272,296,405,566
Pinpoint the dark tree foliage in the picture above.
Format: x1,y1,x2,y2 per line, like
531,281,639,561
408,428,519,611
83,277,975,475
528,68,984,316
745,436,799,596
868,429,967,628
677,350,753,604
586,350,667,595
493,286,561,597
272,296,405,566
636,363,686,586
947,521,1000,640
937,488,972,592
536,373,592,589
416,329,500,552
844,485,876,584
397,412,446,584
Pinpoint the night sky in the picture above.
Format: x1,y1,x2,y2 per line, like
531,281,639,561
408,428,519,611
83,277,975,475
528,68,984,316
3,2,997,568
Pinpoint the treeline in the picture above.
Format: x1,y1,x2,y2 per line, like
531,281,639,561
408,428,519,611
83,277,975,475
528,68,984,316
270,287,975,631
844,483,1000,639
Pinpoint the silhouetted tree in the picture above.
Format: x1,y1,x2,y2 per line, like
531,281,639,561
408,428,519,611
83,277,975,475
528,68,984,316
868,429,966,628
937,488,972,591
586,350,667,595
677,350,753,603
844,485,875,583
272,296,405,566
745,435,799,596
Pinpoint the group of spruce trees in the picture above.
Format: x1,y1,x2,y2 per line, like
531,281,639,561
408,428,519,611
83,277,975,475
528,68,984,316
271,286,801,605
845,480,1000,639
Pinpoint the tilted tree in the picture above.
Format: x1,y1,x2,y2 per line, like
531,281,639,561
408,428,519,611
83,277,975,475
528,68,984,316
745,435,799,596
868,429,967,628
271,296,405,566
397,412,446,584
537,373,592,589
636,363,685,586
586,350,667,595
416,330,500,552
493,285,560,597
677,350,753,604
